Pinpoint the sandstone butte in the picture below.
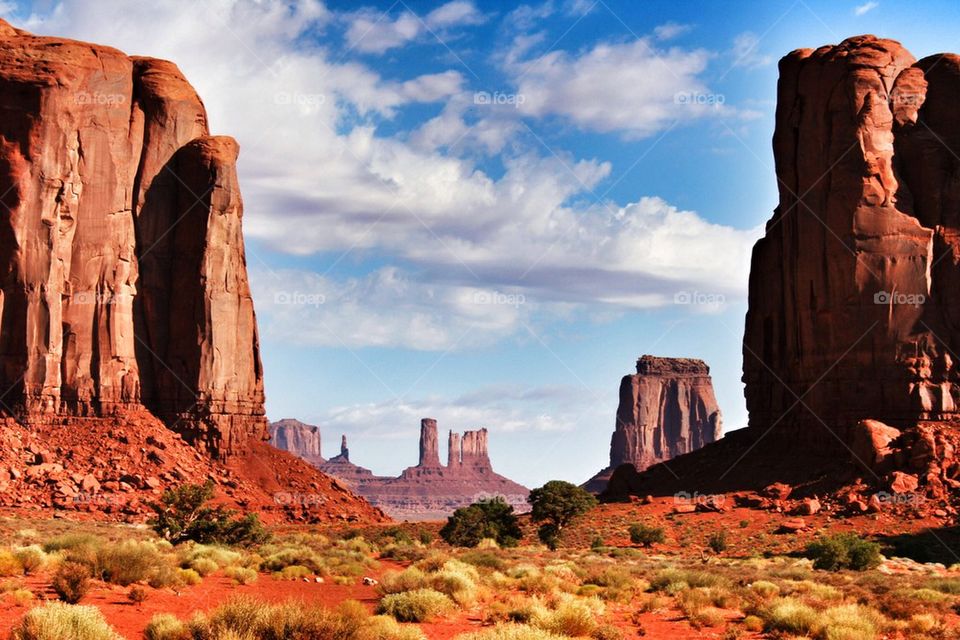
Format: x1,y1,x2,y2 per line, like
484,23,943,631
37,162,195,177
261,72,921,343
0,19,385,524
606,36,960,514
584,355,722,493
270,418,530,520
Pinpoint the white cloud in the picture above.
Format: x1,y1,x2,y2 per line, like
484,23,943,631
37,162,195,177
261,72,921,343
510,38,733,137
730,32,773,68
251,267,534,350
16,0,761,353
854,1,879,16
654,22,692,40
344,0,485,54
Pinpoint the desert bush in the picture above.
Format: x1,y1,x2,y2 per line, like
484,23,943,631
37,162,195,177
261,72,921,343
144,614,189,640
707,531,729,554
96,539,167,586
440,498,522,548
628,524,665,548
150,482,270,546
51,562,91,604
259,542,324,574
927,578,960,594
189,557,218,577
8,589,33,606
590,624,622,640
42,534,102,568
819,604,882,640
225,566,258,585
649,568,726,593
805,533,881,571
360,614,428,640
748,580,780,600
147,563,183,589
13,546,46,575
760,597,819,636
379,567,428,594
177,568,202,586
128,585,149,605
378,589,455,622
10,602,121,640
531,599,600,637
528,481,597,550
0,550,23,576
275,565,314,580
187,597,370,639
460,550,507,570
458,624,567,640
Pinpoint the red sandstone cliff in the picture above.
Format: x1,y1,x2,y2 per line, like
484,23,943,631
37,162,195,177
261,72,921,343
0,20,386,524
585,355,722,493
0,19,264,458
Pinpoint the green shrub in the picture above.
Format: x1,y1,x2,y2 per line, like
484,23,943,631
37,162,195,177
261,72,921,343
143,614,188,640
628,523,665,547
378,589,455,622
10,602,121,640
51,562,91,604
440,498,522,548
805,534,881,571
707,531,728,553
150,482,270,546
528,482,597,550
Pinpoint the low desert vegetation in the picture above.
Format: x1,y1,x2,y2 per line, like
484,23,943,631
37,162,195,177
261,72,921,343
440,498,523,548
0,504,956,640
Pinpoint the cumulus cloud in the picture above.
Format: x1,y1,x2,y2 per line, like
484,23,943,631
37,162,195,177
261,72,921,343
344,0,485,54
654,22,692,40
510,38,732,137
16,0,761,352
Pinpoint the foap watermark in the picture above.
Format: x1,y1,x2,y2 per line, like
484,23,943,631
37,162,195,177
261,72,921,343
472,291,525,308
71,291,128,306
274,492,327,506
74,91,126,107
472,491,529,505
873,491,926,507
274,291,325,307
674,91,725,106
890,87,924,108
274,91,325,108
473,91,526,108
873,291,925,307
674,491,726,509
674,290,725,306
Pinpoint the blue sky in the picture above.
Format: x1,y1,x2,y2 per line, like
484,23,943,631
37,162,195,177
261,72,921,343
6,0,960,487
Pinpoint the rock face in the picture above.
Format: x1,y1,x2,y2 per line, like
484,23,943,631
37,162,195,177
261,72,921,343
269,419,324,466
742,35,960,443
0,19,265,459
585,356,722,493
287,419,528,520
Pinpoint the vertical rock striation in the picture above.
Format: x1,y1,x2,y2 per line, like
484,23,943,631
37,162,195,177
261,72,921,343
743,36,960,446
418,418,441,468
585,355,722,493
0,20,266,459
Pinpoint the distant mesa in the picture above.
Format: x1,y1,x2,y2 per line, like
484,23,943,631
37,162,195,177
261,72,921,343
269,417,529,520
267,419,324,466
584,355,722,493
